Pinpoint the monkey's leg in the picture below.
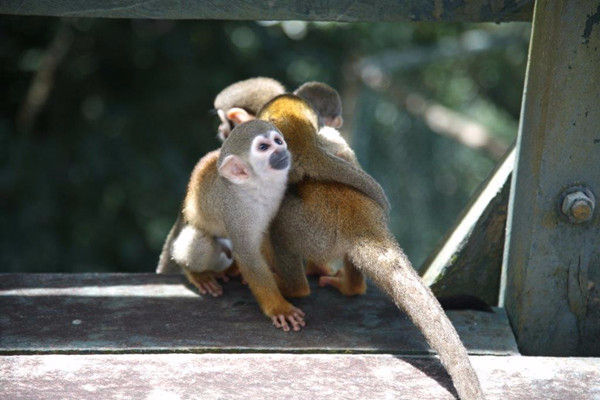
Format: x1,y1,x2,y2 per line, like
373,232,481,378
269,236,311,298
235,254,306,332
319,256,366,296
348,236,484,400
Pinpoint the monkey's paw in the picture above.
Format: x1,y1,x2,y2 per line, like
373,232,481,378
270,305,306,332
186,271,224,297
319,270,366,296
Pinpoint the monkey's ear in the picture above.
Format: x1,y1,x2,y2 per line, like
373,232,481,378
219,155,251,184
226,108,255,125
330,116,343,128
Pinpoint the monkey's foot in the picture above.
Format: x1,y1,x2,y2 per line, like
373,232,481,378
185,271,224,297
305,261,333,276
223,262,247,284
319,271,366,296
270,305,306,332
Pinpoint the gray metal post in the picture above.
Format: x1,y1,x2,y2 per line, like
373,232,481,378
500,0,600,355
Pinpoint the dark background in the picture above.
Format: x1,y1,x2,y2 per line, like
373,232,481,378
0,18,529,272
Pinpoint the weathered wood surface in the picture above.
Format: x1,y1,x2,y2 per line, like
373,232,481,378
0,273,518,355
1,354,599,400
500,1,600,356
422,147,513,306
0,0,533,21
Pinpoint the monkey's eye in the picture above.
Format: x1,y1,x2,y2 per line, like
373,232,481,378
274,137,283,145
258,143,270,151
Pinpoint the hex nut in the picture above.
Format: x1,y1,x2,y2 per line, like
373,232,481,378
561,190,595,224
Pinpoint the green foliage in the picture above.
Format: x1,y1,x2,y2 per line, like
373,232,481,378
0,17,529,272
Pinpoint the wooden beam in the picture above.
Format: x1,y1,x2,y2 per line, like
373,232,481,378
500,0,600,356
1,354,599,399
0,273,518,355
0,0,533,21
422,147,514,306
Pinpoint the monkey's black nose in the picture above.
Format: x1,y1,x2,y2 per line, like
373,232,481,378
269,150,290,170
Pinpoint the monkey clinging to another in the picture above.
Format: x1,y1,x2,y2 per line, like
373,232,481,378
295,81,360,169
259,95,485,400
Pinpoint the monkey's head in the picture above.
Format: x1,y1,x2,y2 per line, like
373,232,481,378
294,81,343,128
214,77,286,141
218,120,291,185
257,94,320,153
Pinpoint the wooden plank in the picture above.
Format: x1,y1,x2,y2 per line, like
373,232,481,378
0,273,518,355
421,147,513,306
1,354,598,400
0,0,533,21
500,1,600,356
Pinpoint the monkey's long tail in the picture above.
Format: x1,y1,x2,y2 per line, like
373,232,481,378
156,214,185,274
348,237,485,400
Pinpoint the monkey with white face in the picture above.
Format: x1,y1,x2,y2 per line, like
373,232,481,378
167,120,305,331
157,78,287,281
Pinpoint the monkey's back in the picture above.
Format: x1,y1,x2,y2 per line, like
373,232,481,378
183,149,227,237
274,180,388,264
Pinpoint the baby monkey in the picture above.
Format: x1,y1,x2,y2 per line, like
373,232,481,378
167,120,305,331
294,81,359,167
294,81,343,128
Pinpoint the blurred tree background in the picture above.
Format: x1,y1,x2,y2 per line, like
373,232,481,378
0,17,529,273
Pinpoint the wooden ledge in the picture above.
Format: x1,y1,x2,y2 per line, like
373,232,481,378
1,354,599,399
0,273,517,355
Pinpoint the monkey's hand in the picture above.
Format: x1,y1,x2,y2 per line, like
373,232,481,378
319,269,367,296
184,270,224,297
269,304,306,332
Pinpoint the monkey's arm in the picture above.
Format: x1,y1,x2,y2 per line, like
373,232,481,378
232,246,305,332
225,215,305,331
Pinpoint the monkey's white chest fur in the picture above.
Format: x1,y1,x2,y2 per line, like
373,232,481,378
242,173,288,230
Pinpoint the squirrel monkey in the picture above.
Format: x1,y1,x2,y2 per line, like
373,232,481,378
259,96,485,400
294,81,359,166
167,120,306,331
157,77,286,279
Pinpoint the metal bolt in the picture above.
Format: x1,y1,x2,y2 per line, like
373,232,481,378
561,188,595,224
